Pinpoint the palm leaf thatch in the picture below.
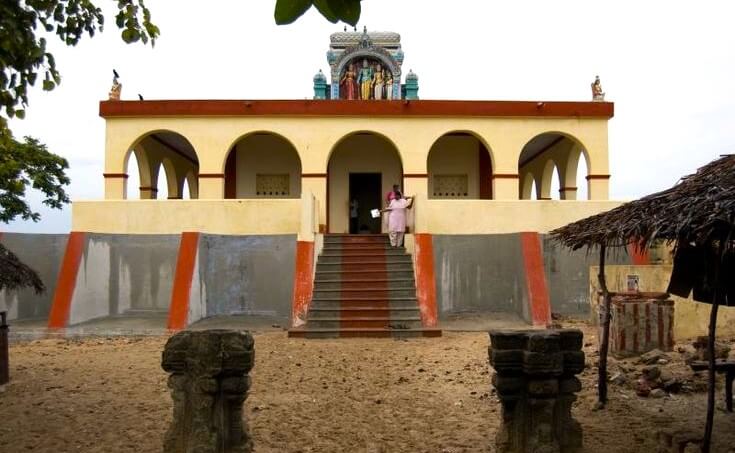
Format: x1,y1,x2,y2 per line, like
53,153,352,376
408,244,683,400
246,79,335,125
0,243,44,294
550,154,735,452
551,154,735,250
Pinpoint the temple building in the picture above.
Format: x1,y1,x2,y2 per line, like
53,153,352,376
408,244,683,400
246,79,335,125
1,29,627,337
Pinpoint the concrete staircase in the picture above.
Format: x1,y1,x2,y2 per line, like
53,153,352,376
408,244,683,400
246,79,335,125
288,234,442,338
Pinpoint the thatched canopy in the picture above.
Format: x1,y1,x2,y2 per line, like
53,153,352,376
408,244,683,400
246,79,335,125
0,243,44,294
551,154,735,251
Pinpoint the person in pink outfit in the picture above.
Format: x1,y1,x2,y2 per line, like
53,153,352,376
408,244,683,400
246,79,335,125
382,184,400,233
383,191,413,247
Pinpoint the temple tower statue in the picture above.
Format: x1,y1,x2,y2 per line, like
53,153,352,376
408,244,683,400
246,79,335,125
314,27,418,100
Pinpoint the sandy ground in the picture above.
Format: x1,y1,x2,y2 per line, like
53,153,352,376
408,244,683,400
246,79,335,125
1,326,734,453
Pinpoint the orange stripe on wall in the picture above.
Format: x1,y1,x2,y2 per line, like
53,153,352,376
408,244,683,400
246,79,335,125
47,232,86,328
627,244,650,265
167,232,200,331
414,234,438,327
520,232,551,326
291,241,315,328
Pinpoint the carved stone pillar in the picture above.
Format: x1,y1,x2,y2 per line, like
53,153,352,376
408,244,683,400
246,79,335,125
489,329,585,453
161,330,255,453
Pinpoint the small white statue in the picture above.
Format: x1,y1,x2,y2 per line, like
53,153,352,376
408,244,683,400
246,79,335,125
109,69,122,101
591,75,605,101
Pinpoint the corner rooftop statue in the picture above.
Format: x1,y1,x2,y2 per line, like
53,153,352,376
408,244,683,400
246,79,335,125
313,26,418,100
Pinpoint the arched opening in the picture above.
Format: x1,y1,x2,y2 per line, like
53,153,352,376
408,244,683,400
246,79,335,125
123,131,199,199
223,133,302,199
327,132,403,234
518,132,587,200
125,150,141,200
427,132,493,199
576,151,590,200
549,162,561,200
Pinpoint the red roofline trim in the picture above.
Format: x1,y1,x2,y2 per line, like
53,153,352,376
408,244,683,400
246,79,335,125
99,100,614,119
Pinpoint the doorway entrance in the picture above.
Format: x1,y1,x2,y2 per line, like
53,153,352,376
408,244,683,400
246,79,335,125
349,173,382,234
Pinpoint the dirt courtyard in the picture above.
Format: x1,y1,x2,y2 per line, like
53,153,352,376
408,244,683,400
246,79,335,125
1,327,734,453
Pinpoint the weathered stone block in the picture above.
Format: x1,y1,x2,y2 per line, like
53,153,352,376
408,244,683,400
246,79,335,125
161,329,255,453
489,329,585,453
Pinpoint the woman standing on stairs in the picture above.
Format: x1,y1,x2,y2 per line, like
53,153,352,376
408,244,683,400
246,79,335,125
383,191,413,247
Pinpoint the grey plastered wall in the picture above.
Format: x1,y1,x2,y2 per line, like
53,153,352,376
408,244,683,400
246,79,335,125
69,234,179,325
432,234,528,321
541,235,632,317
197,234,296,322
0,233,68,321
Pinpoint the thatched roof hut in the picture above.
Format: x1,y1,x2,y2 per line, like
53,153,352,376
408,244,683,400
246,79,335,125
551,154,735,251
550,154,735,452
0,243,44,294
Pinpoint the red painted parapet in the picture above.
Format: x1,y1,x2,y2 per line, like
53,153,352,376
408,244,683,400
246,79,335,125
610,293,674,357
167,232,200,331
291,241,315,328
520,232,552,326
47,232,86,329
627,244,650,265
414,233,438,327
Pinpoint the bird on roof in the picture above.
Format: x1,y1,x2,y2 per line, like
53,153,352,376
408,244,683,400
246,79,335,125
113,69,120,81
138,94,144,100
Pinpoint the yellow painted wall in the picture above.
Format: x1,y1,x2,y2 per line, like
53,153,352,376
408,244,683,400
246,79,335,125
103,115,611,216
427,135,481,199
327,134,402,233
414,197,622,234
234,134,301,198
72,200,302,235
589,265,735,339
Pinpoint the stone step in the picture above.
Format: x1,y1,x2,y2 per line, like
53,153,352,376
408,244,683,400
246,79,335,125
324,234,388,240
315,269,415,280
309,298,418,310
322,242,406,252
317,255,412,264
320,249,408,257
305,317,423,329
313,279,415,290
307,307,421,318
312,288,417,298
287,327,442,339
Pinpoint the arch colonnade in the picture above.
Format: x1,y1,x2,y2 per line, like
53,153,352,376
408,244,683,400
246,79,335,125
100,100,613,233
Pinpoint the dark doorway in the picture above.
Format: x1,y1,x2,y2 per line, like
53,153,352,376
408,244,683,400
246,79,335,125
349,173,382,234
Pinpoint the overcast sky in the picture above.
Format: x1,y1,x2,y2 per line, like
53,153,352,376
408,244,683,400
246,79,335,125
5,0,735,233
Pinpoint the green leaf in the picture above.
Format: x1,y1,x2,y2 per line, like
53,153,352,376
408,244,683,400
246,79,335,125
326,0,361,25
14,109,25,119
274,0,313,25
42,80,55,91
121,27,140,43
313,0,339,23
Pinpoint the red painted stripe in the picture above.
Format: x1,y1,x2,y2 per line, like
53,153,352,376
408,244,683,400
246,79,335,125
645,304,651,348
291,241,315,328
519,232,551,326
620,303,626,351
414,234,438,327
657,306,664,348
627,244,650,265
167,232,200,330
47,232,86,328
633,303,639,352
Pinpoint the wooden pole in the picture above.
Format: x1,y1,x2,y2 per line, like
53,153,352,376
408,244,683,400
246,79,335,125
597,244,611,406
703,235,729,453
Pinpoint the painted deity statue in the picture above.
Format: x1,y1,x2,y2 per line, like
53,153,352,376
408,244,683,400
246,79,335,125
357,59,373,100
373,64,385,100
591,75,605,101
385,71,394,100
109,78,122,100
341,63,358,100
